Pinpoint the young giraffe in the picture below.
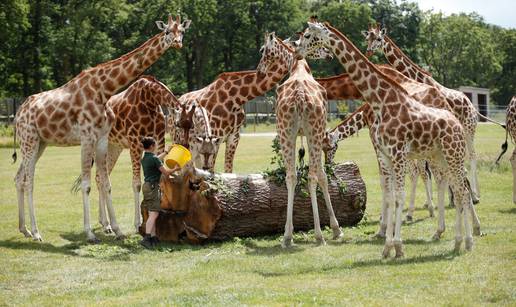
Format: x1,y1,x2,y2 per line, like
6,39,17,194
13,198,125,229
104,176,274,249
363,24,506,203
297,20,478,257
178,38,331,173
12,15,191,242
495,96,516,203
257,32,343,247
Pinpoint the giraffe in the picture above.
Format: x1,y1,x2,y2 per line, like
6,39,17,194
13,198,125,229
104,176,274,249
317,66,451,224
322,104,434,221
12,15,191,242
257,32,343,247
363,24,506,203
177,37,331,173
495,96,516,203
296,20,479,257
94,75,202,233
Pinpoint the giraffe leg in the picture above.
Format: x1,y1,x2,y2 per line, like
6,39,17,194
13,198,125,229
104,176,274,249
97,143,123,233
421,163,435,217
80,139,99,243
376,162,389,238
511,149,516,204
15,163,31,238
392,161,407,258
25,142,47,241
305,139,325,246
279,127,297,248
224,132,240,173
129,141,143,232
466,136,480,203
406,161,418,222
382,171,395,258
316,165,342,240
432,177,447,240
95,135,124,239
467,191,481,236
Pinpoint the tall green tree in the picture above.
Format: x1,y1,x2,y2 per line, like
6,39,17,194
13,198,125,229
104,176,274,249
418,12,502,89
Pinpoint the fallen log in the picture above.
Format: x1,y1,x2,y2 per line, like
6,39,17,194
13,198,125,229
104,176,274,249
141,162,366,243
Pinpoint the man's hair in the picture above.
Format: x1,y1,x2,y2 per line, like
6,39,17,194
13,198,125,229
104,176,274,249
141,137,156,149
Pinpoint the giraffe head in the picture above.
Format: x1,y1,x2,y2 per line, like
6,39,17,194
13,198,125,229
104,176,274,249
173,101,197,147
362,23,387,57
295,19,333,60
322,130,339,165
193,136,221,171
283,34,333,61
256,32,294,78
155,14,192,49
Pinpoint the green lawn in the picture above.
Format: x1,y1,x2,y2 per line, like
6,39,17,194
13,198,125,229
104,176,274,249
0,124,514,306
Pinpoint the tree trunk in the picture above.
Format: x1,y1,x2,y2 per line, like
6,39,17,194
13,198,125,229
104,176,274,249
144,162,366,243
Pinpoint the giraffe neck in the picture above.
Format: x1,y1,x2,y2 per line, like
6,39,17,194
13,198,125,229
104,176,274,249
73,32,170,97
382,36,436,86
330,104,370,141
231,66,289,106
325,25,409,108
315,74,362,100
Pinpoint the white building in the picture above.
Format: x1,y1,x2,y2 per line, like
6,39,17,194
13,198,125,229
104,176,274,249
458,86,490,122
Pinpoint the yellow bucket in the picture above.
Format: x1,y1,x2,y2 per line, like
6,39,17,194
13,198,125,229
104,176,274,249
165,144,191,169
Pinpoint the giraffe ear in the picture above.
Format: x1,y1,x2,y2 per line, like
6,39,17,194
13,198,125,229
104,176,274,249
380,27,387,36
156,20,167,31
269,32,275,41
182,19,191,30
361,30,369,38
196,136,204,143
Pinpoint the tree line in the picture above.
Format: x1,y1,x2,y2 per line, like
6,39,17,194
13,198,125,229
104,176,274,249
1,0,514,105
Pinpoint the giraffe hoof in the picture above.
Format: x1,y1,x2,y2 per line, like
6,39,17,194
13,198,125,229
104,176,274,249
405,215,413,222
32,233,43,242
382,245,392,259
103,226,113,234
315,237,326,246
473,227,481,236
332,228,343,240
394,242,404,258
465,237,473,251
432,231,442,241
20,229,33,238
281,237,293,248
115,233,126,241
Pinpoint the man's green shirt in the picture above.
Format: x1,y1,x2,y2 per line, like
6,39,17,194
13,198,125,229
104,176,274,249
141,151,163,183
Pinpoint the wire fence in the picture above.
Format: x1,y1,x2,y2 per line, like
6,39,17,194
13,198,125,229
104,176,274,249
0,96,508,130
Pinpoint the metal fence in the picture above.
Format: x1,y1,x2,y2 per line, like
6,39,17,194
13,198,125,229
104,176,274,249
0,96,508,126
0,98,24,125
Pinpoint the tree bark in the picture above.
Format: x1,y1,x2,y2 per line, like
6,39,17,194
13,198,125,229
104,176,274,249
209,162,366,240
145,162,366,243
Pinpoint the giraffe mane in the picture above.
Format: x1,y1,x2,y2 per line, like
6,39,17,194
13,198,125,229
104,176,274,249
383,36,432,77
322,22,410,97
215,70,257,79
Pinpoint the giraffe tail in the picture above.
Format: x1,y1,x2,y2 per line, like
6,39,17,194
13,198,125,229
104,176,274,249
494,128,509,166
70,158,95,194
11,121,17,164
476,110,506,129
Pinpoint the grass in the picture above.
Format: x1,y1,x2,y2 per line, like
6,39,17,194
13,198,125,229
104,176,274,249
0,124,515,305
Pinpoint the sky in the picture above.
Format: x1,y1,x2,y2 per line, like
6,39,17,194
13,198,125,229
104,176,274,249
408,0,516,28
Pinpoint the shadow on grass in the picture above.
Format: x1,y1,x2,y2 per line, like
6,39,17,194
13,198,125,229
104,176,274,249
242,239,306,256
254,250,458,277
498,207,516,214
